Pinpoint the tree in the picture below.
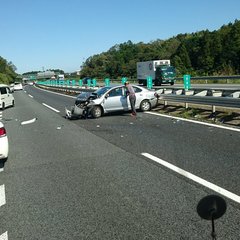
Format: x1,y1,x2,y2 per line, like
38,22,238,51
0,56,17,84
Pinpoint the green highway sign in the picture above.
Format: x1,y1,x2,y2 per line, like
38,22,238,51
147,76,153,89
183,74,191,90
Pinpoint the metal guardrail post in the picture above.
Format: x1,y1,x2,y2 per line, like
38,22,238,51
212,105,216,113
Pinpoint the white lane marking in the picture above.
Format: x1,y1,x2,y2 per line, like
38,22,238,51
28,94,33,98
0,232,8,240
0,168,3,172
35,85,76,99
0,184,6,207
42,103,60,113
142,152,240,204
21,118,37,125
146,111,240,133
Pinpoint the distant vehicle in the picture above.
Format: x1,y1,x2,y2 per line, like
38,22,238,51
13,82,23,90
0,84,15,110
71,85,158,118
137,60,176,86
0,121,9,160
57,74,65,80
9,83,14,92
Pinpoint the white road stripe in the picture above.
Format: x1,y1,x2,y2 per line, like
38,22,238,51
42,103,60,113
0,168,3,172
142,152,240,204
28,94,33,98
146,111,240,133
21,118,37,125
0,184,6,207
0,232,8,240
35,85,76,99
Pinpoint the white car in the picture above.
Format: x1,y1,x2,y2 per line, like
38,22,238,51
75,85,159,118
13,82,23,91
0,122,9,160
0,84,15,110
9,83,15,92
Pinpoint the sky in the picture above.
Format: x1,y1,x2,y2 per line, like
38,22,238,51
0,0,240,74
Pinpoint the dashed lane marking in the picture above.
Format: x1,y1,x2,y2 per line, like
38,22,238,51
21,118,37,125
42,103,60,113
0,232,8,240
0,184,6,207
28,94,33,98
142,152,240,204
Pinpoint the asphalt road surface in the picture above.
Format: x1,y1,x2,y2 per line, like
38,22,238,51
0,85,239,239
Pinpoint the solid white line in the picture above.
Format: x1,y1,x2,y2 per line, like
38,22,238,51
142,152,240,204
28,94,33,98
146,111,240,133
0,184,6,207
0,232,8,240
0,168,3,172
42,103,60,113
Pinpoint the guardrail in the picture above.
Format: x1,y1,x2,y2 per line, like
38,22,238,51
156,87,240,112
177,75,240,80
36,84,240,112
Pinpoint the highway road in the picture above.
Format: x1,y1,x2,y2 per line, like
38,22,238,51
0,85,240,239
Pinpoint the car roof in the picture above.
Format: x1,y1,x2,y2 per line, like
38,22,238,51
0,84,10,87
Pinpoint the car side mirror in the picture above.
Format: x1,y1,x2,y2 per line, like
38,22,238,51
105,94,109,99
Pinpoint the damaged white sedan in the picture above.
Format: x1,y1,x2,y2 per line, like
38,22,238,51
66,85,159,119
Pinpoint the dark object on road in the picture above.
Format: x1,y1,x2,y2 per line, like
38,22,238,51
197,195,227,240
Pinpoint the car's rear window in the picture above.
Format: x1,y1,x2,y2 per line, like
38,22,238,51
0,87,7,94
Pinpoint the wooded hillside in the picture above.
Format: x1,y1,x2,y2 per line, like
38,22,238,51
80,20,240,79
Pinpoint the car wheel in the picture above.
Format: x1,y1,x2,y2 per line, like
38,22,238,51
91,106,102,118
140,100,151,111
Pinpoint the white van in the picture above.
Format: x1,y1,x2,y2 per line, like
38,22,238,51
0,84,15,110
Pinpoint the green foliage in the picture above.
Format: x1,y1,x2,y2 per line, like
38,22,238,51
80,19,240,79
0,56,17,84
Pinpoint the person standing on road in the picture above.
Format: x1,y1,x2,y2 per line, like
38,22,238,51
124,81,137,116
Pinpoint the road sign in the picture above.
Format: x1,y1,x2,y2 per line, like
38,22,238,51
147,76,153,89
184,74,191,90
92,79,97,87
121,77,127,85
105,78,110,86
